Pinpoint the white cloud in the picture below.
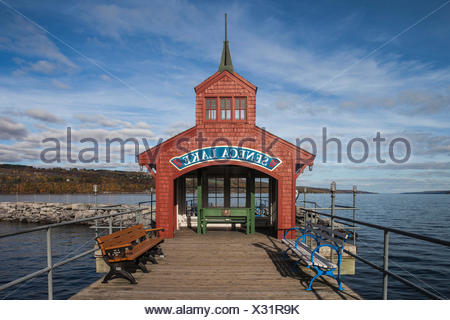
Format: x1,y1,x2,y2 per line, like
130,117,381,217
52,79,70,89
0,116,28,140
30,60,57,74
24,108,65,124
136,121,151,129
75,114,134,128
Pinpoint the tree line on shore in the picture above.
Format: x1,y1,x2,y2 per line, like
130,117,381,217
0,164,154,194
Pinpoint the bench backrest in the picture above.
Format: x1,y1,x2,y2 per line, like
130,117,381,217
308,223,349,240
96,224,148,253
201,208,251,218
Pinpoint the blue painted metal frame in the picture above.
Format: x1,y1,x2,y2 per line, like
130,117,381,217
307,243,343,291
282,226,344,291
291,233,319,272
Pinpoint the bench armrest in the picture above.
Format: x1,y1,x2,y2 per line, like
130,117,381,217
294,233,319,248
145,227,165,238
145,227,165,233
283,227,306,240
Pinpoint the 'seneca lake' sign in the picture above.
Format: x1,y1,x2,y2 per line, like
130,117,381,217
170,146,282,171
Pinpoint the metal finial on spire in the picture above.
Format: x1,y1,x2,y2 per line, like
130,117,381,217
225,13,227,41
218,13,234,73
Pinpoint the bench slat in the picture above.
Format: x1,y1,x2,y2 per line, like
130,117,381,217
282,239,337,269
126,238,164,260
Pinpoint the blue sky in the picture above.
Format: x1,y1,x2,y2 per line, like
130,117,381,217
0,0,449,193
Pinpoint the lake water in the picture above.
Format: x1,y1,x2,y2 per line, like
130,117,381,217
0,193,449,300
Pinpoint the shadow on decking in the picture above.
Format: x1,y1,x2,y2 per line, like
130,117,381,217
252,236,360,300
183,225,276,236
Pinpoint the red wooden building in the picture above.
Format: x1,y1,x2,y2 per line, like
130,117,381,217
138,18,314,239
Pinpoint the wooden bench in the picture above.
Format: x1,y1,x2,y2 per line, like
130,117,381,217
96,224,164,284
197,208,254,234
282,227,344,291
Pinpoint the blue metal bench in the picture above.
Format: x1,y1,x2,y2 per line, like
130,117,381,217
282,227,344,291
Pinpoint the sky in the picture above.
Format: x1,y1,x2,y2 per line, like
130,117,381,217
0,0,449,193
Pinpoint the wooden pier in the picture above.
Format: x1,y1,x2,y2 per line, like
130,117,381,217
71,228,361,300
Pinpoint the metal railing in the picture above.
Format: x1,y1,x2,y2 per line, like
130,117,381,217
301,208,450,300
139,191,156,227
297,183,359,246
0,206,152,300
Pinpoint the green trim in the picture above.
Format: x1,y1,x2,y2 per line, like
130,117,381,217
198,207,253,234
251,183,256,234
196,175,202,234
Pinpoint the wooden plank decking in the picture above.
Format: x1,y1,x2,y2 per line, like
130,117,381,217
71,228,361,300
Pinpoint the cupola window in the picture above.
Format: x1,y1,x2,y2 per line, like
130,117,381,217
206,98,217,120
220,98,232,120
235,97,246,120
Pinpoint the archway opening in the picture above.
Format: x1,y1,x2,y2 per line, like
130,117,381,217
174,165,278,235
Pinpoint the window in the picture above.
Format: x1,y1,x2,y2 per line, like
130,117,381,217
220,98,231,120
235,97,246,120
230,177,247,207
207,176,224,207
185,177,197,216
206,98,217,120
255,177,269,216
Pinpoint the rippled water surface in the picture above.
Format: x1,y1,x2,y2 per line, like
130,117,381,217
1,193,449,299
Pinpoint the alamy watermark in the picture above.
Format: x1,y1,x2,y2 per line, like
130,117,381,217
39,127,411,165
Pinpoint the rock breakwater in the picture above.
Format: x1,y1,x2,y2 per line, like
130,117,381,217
0,202,152,226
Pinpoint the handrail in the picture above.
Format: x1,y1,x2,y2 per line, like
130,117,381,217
0,205,153,299
335,204,356,208
0,207,145,239
301,207,359,210
301,208,450,299
138,200,153,206
306,209,450,247
300,200,319,207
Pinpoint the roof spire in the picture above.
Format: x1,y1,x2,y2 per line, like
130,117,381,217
218,13,234,73
225,12,227,41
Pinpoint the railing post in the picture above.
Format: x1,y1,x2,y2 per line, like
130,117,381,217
94,210,98,238
47,227,53,300
330,181,336,235
383,230,390,300
151,189,155,227
94,184,98,237
303,187,306,208
109,216,113,234
353,185,357,246
136,209,141,225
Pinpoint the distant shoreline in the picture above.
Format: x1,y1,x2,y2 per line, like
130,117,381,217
296,186,376,194
0,191,153,195
401,191,450,194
